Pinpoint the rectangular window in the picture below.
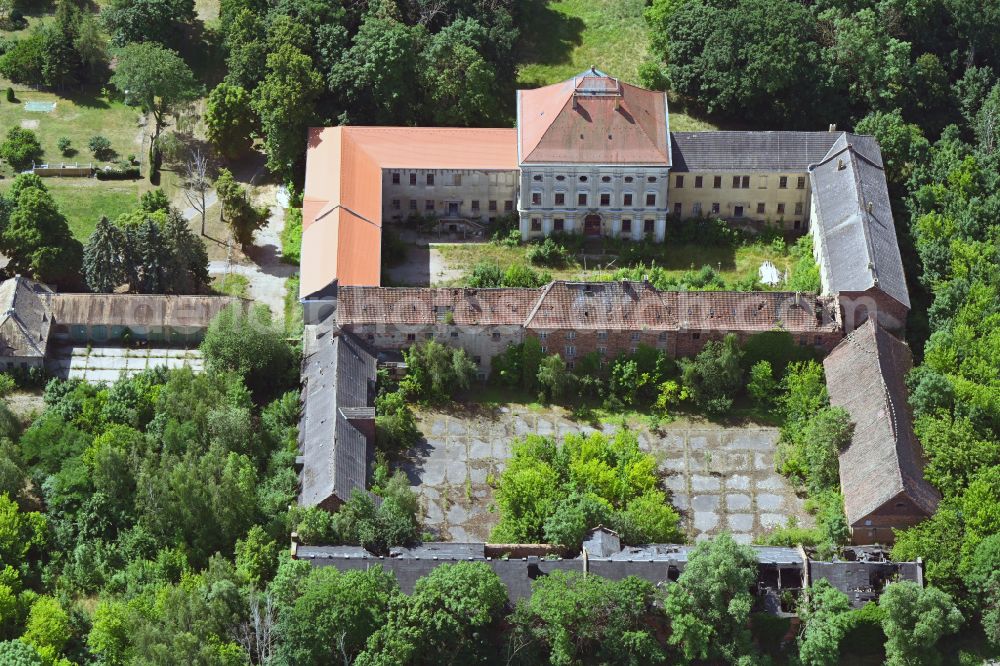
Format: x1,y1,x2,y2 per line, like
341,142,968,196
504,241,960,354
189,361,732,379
597,330,608,340
600,193,611,206
505,200,513,211
567,331,576,340
406,333,416,342
644,219,655,233
565,345,576,357
622,218,632,232
597,346,607,356
539,331,548,340
741,175,750,189
578,193,588,206
779,176,788,189
631,332,641,342
391,199,400,210
695,175,703,188
409,173,417,186
425,200,435,210
555,192,565,205
692,202,702,216
794,201,803,215
797,176,806,189
409,199,417,210
646,193,656,206
473,355,481,364
711,203,720,214
554,218,564,231
623,193,633,206
426,173,435,186
489,200,497,211
673,202,682,215
675,175,684,188
531,192,542,205
531,218,541,231
756,202,765,214
471,200,480,211
777,203,786,215
453,174,462,186
713,175,722,189
392,172,400,185
732,176,741,188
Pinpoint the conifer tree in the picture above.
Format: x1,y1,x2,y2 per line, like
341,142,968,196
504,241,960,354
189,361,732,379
162,211,209,293
131,218,169,293
83,216,128,293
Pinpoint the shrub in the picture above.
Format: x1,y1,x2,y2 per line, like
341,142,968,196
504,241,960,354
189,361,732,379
679,334,744,414
382,228,407,267
280,208,302,264
747,360,777,407
88,135,114,161
56,137,72,156
0,126,41,170
96,163,140,180
5,87,14,102
467,262,503,288
526,237,570,267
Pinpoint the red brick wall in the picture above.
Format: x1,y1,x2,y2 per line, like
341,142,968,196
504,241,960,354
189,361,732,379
850,497,931,545
525,327,842,363
838,290,908,336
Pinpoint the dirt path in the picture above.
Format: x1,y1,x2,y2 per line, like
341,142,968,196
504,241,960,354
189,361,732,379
208,202,295,320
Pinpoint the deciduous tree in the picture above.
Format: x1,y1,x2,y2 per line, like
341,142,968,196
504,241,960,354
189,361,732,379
109,42,199,168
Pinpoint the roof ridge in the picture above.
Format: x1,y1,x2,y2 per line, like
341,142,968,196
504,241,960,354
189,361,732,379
845,146,883,289
523,281,556,327
847,322,907,496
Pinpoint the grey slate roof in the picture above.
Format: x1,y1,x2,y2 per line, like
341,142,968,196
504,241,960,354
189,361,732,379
809,133,910,308
670,131,841,172
299,317,377,508
0,277,53,358
824,320,940,526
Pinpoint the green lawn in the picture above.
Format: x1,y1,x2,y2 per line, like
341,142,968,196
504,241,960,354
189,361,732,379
0,177,139,240
0,89,149,240
434,239,797,288
0,90,144,169
515,0,717,131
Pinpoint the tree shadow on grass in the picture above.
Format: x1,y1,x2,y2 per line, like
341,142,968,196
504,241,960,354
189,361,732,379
69,87,110,110
515,0,586,87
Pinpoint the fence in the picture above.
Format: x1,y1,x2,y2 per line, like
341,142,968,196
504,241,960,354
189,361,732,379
31,162,95,177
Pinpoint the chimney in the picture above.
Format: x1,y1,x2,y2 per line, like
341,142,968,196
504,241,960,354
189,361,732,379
828,124,837,132
591,65,597,75
837,158,845,170
867,201,873,213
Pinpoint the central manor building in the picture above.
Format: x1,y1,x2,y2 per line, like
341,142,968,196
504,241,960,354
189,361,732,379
298,69,936,545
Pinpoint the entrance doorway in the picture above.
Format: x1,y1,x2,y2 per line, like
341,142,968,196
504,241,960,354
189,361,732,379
447,202,459,217
584,214,601,236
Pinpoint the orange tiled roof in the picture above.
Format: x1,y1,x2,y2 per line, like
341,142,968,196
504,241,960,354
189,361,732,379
337,287,542,327
518,70,671,165
523,282,838,333
301,127,518,298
